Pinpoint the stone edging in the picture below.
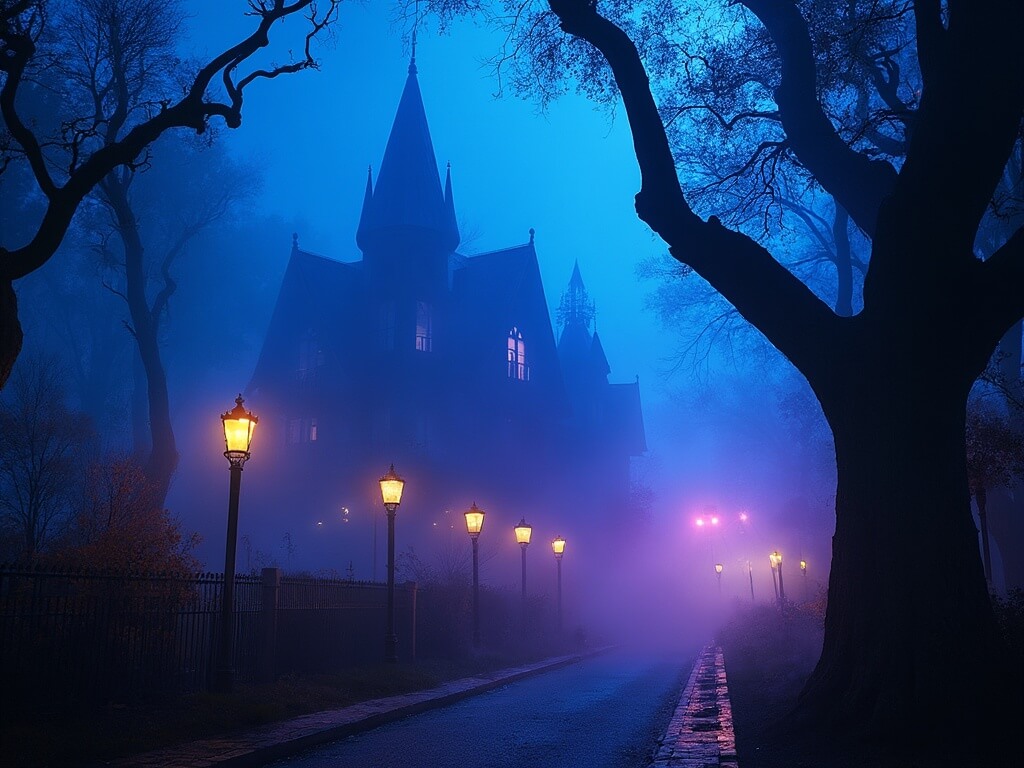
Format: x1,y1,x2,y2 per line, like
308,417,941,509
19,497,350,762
648,644,739,768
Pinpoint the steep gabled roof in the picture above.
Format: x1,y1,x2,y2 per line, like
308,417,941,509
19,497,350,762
356,60,459,253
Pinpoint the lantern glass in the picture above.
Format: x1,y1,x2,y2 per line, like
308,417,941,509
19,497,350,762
715,563,723,574
514,518,532,545
222,395,258,458
379,464,405,507
465,503,485,537
551,536,566,556
769,552,779,569
800,559,807,571
773,550,783,564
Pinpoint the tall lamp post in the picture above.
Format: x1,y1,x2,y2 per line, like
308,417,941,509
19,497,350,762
714,563,723,595
465,502,485,648
772,550,786,604
214,395,258,693
769,552,780,601
800,559,808,601
552,536,566,631
379,464,405,663
747,560,755,601
514,519,532,631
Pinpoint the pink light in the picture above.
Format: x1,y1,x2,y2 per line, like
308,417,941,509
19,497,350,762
711,516,720,526
695,518,705,527
739,512,748,522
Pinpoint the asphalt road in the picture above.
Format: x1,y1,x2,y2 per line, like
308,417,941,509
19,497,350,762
268,650,693,768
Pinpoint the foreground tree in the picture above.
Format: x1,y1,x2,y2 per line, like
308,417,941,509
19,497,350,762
0,0,340,388
429,0,1024,761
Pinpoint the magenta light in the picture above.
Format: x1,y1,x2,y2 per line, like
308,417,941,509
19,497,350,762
739,512,748,522
695,518,705,527
711,516,720,526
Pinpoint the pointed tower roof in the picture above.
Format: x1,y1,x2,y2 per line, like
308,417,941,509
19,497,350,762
557,260,596,338
356,58,460,253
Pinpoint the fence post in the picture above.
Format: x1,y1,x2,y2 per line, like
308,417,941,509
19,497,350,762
257,567,280,683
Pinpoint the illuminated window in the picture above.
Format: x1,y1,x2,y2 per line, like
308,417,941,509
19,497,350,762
416,301,433,352
287,417,318,444
379,302,396,351
507,327,528,381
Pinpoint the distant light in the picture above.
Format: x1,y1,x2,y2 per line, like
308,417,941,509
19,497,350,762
465,503,485,538
514,518,533,546
551,536,566,558
695,518,705,528
710,516,720,526
739,512,748,522
714,563,723,574
800,559,807,572
317,520,324,527
378,464,405,508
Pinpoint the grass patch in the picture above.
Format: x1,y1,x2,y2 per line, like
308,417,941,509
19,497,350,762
2,655,535,767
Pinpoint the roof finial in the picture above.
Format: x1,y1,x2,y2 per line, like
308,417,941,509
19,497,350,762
409,0,419,74
529,227,535,245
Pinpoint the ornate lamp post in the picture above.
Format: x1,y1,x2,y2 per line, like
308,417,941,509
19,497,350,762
464,502,485,648
715,562,723,595
379,464,405,662
772,550,786,604
769,552,780,601
214,395,257,693
552,536,566,631
514,518,532,631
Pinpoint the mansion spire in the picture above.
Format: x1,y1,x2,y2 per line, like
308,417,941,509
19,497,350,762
356,58,460,254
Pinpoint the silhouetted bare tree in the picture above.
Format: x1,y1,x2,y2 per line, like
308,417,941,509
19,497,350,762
422,0,1024,760
0,0,339,389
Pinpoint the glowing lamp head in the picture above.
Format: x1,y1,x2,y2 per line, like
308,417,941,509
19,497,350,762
710,516,720,526
221,394,257,465
800,559,807,572
715,563,723,574
514,518,532,547
379,464,405,509
770,551,782,568
695,518,705,528
552,536,566,559
739,512,749,522
465,502,485,538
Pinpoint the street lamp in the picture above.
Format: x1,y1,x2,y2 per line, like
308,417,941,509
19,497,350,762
552,536,566,631
747,560,755,601
800,559,808,601
379,464,405,662
514,518,532,630
714,562,723,595
464,502,485,648
769,552,780,601
214,394,258,693
772,550,786,604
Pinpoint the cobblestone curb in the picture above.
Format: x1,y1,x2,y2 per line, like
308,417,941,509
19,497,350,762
101,649,609,768
648,644,739,768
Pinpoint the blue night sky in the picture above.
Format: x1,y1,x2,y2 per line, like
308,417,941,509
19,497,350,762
184,1,663,394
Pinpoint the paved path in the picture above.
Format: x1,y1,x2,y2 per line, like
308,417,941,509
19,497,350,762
648,645,739,768
269,649,691,768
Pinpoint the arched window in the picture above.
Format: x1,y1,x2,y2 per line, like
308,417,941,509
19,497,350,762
507,327,528,381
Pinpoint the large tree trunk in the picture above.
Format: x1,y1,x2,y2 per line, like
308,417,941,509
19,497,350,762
103,176,178,507
0,279,22,389
797,356,1017,761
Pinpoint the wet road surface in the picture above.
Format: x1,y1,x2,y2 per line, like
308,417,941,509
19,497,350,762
268,649,693,768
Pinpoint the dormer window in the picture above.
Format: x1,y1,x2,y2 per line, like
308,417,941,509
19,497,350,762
507,327,528,381
416,301,433,352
